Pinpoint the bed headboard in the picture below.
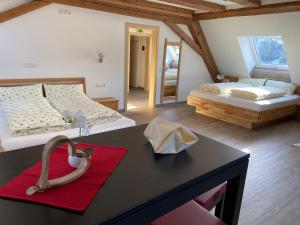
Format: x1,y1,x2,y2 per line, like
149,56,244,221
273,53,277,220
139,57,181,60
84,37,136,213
0,77,86,94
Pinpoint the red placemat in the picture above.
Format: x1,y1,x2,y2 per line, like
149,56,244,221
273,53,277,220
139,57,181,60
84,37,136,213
0,143,127,212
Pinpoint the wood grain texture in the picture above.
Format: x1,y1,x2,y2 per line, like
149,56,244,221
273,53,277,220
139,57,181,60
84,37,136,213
48,0,193,24
123,102,300,225
93,97,119,111
188,22,219,82
0,77,87,94
165,22,203,57
194,1,300,20
158,0,225,12
224,75,239,82
0,1,50,24
187,95,298,129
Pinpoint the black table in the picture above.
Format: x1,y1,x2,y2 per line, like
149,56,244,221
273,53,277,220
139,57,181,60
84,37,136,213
0,125,249,225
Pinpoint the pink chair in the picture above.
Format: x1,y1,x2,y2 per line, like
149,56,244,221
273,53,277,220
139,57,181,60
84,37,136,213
150,200,226,225
194,182,227,218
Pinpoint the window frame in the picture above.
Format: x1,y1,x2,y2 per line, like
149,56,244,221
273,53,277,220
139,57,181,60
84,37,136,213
251,36,289,70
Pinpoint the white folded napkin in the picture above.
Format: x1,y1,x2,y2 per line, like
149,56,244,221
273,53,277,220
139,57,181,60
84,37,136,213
144,117,199,154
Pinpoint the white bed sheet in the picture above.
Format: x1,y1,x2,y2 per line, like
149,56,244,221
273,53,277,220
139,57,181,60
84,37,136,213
164,80,177,86
0,113,135,151
190,90,300,112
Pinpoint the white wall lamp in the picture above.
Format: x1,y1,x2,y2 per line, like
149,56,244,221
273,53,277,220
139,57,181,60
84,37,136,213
98,52,104,63
217,74,224,81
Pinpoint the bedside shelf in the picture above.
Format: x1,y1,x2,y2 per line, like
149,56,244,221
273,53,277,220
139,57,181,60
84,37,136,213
93,97,119,111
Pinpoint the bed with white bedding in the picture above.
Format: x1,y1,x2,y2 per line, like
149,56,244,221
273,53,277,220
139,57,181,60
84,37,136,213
0,77,136,151
0,111,135,151
188,79,300,129
200,82,250,94
190,90,300,112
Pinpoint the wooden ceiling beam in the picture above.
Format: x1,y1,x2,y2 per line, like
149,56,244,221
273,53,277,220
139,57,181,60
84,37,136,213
158,0,225,12
88,0,194,17
229,0,260,7
165,22,204,57
194,1,300,20
188,22,219,82
0,1,50,24
95,0,194,14
48,0,194,24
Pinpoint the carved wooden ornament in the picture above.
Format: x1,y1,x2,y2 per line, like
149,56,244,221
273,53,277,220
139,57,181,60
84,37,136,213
26,135,91,196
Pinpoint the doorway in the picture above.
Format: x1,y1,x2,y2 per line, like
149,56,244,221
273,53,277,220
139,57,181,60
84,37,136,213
129,35,150,109
125,23,159,111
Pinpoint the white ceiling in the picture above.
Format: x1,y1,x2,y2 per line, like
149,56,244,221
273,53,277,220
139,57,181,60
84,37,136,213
149,0,235,12
0,0,31,13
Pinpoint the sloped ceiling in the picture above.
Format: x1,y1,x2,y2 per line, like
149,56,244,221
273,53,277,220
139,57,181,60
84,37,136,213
0,0,31,12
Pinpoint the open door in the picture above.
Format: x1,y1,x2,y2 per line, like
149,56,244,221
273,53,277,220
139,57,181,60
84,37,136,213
125,23,159,111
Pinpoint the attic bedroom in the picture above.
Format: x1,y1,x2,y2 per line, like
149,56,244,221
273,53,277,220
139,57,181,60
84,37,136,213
0,0,299,225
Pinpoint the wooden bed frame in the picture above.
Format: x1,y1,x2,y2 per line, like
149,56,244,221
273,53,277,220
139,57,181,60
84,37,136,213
0,77,86,152
187,95,298,129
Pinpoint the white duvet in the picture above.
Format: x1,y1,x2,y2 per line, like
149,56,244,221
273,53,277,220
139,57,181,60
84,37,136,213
200,82,250,94
230,86,286,100
0,98,68,136
47,96,122,127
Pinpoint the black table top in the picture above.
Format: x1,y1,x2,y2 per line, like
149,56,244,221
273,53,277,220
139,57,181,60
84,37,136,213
0,125,249,225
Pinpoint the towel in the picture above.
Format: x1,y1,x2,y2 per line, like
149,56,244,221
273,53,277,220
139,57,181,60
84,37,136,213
144,117,198,154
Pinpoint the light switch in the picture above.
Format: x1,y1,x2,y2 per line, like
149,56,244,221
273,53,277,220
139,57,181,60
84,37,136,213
96,82,106,87
24,63,38,68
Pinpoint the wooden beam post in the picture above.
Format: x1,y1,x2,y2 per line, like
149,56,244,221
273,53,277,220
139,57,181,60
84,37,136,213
164,22,203,57
0,1,50,24
188,22,219,82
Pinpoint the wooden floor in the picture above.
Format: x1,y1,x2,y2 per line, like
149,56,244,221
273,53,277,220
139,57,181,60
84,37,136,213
123,102,300,225
127,88,149,109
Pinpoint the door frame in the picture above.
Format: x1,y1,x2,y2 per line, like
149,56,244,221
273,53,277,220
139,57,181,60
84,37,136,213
125,22,159,110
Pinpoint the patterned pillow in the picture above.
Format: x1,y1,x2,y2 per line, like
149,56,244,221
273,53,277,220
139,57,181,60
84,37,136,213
0,84,43,102
238,77,267,86
265,80,297,95
44,84,85,98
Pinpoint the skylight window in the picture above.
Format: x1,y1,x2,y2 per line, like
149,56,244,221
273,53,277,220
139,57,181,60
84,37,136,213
252,36,288,68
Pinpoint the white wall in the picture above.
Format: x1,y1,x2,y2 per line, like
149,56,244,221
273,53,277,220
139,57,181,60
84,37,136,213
201,12,300,84
0,4,212,109
237,37,257,75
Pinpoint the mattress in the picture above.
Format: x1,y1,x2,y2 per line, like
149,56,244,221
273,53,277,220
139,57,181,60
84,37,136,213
190,90,300,112
0,113,135,151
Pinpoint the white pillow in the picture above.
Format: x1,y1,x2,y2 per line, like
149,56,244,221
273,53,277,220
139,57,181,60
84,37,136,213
265,80,296,95
0,84,43,102
230,86,285,100
44,84,85,98
238,77,267,86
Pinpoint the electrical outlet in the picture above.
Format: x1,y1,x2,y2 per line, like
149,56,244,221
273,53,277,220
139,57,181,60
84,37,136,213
96,82,106,88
